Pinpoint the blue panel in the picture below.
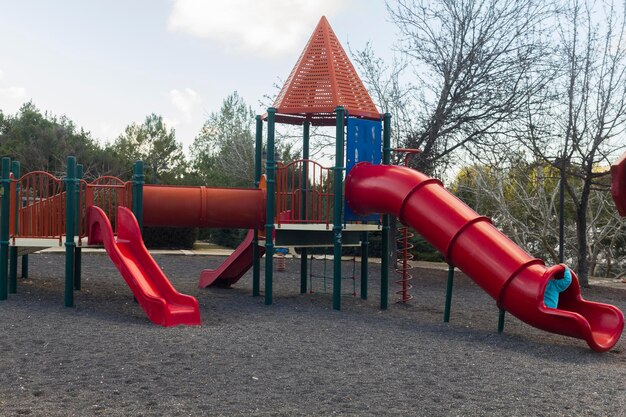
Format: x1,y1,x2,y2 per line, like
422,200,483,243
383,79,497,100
345,117,382,223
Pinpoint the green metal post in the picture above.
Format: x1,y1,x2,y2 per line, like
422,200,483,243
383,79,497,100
0,158,11,300
9,160,20,293
360,231,369,299
444,264,455,322
21,254,28,279
253,115,263,297
300,121,310,294
264,108,277,305
64,156,77,307
333,106,345,311
380,113,392,310
74,164,83,291
498,309,506,334
132,161,145,233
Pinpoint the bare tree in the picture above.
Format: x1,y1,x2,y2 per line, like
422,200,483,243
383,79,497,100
351,42,418,160
380,0,553,175
523,0,626,284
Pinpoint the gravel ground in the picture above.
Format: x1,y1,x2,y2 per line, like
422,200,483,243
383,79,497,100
0,252,624,416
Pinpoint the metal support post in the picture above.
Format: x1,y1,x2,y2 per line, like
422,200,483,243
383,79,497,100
300,121,310,294
64,156,77,307
380,113,392,310
444,264,454,322
332,107,345,310
264,108,277,305
74,164,83,291
0,157,11,300
132,161,144,233
253,115,263,297
9,160,20,293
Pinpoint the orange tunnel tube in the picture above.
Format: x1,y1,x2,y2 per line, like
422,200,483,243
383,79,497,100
142,185,265,229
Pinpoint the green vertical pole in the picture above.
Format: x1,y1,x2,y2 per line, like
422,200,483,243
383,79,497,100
360,231,369,299
21,254,28,279
0,157,11,300
300,121,310,294
380,113,392,310
498,309,506,334
333,106,345,311
74,164,83,291
132,161,144,233
64,156,77,307
9,160,20,293
264,108,277,305
253,115,263,297
444,264,455,322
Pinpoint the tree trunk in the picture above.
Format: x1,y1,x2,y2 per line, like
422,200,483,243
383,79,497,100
575,203,589,286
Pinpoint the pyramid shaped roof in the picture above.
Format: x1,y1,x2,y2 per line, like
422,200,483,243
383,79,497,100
270,16,381,126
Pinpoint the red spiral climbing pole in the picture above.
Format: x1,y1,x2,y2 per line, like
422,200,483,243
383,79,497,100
394,148,421,303
395,223,415,303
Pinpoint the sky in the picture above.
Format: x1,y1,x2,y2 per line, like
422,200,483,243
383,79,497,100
0,0,397,153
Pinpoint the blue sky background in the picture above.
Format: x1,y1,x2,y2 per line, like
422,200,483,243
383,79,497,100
0,0,397,152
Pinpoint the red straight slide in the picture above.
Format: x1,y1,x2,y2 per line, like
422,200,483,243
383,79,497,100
87,206,201,327
345,163,624,352
198,229,265,288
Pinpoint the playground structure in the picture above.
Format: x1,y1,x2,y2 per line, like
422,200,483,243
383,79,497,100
0,16,623,352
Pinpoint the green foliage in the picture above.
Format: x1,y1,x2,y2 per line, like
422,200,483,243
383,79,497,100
190,92,256,187
190,91,301,188
110,114,186,184
142,227,197,249
202,228,247,249
0,102,106,176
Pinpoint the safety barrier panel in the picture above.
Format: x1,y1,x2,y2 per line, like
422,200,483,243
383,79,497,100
275,159,334,226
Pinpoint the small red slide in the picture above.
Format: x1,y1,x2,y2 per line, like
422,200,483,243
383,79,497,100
87,206,201,327
198,229,265,288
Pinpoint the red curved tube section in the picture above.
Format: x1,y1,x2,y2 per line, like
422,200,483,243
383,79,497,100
345,163,624,352
611,152,626,216
87,206,201,327
142,185,265,229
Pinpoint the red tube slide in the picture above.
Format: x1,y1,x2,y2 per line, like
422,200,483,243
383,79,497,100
611,152,626,216
142,185,265,229
345,163,624,352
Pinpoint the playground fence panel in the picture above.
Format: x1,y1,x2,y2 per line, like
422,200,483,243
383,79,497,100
276,159,334,227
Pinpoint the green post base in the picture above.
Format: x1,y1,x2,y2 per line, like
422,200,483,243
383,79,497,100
9,247,17,293
21,255,28,278
300,248,308,294
498,309,506,334
74,247,82,290
444,264,454,322
264,241,273,305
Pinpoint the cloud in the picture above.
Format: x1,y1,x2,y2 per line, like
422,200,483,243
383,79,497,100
0,69,4,81
0,86,27,100
169,88,201,122
167,0,350,56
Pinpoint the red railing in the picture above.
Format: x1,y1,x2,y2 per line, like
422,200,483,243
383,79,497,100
13,171,67,241
275,159,334,227
9,172,132,242
82,176,132,236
